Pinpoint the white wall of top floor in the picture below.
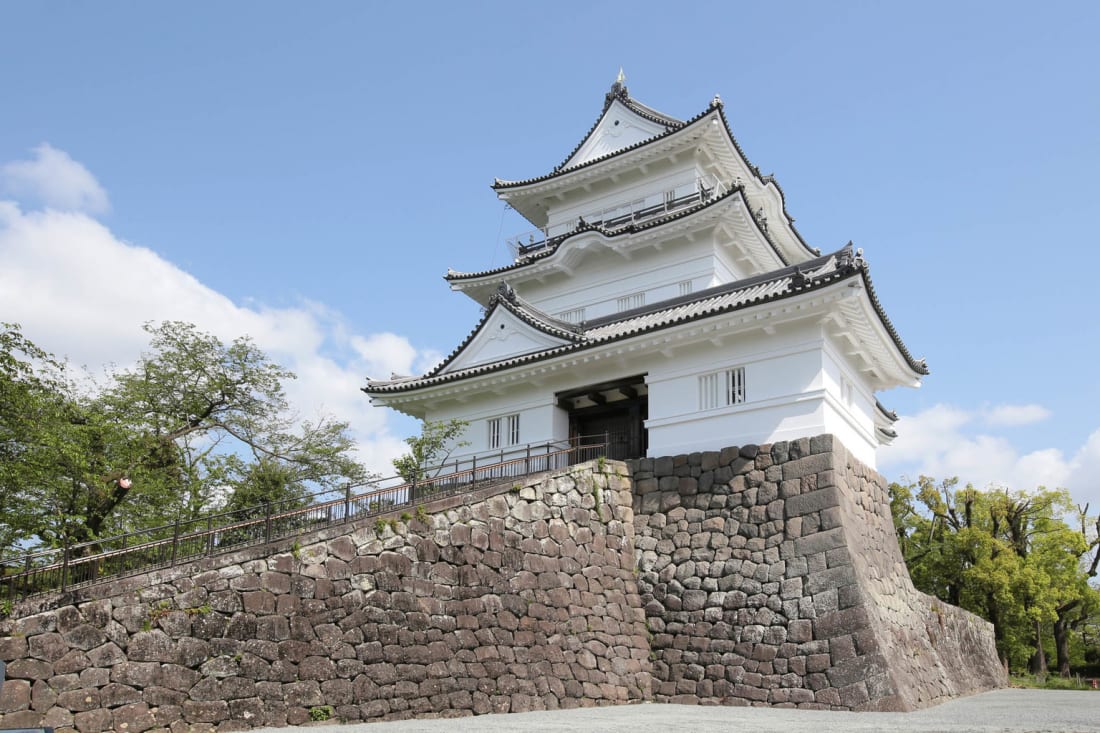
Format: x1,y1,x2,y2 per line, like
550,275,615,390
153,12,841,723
543,158,703,235
419,319,882,471
517,237,746,323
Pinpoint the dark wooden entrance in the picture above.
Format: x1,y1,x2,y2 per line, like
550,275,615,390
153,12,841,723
557,375,648,461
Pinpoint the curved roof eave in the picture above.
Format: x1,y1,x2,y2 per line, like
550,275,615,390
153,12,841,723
446,184,784,287
369,247,927,397
490,94,816,263
492,100,716,193
380,284,585,384
711,105,817,261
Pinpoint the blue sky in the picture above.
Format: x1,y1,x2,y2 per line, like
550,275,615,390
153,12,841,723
2,2,1098,505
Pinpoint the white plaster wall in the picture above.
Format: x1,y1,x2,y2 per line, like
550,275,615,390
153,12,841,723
648,397,828,457
819,338,880,466
413,321,883,469
520,242,718,319
545,163,700,232
644,326,828,456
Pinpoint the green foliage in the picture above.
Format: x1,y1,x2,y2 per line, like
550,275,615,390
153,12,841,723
415,505,428,523
308,706,334,721
392,419,469,485
143,600,175,630
0,321,370,556
891,477,1100,675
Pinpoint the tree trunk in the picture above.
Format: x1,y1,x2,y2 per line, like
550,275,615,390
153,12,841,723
1028,619,1047,675
1053,616,1072,677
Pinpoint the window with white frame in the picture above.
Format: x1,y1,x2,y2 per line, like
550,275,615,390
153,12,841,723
488,414,520,449
617,292,645,312
699,367,746,410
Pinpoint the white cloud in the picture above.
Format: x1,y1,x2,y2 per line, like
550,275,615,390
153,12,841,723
0,146,429,476
0,144,110,214
983,403,1051,427
880,403,1100,510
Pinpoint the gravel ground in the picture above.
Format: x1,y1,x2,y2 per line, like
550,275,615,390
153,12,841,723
252,689,1100,733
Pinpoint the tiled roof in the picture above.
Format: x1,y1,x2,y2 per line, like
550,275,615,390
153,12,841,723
365,245,927,396
548,81,684,174
446,184,782,283
489,84,815,262
492,95,715,191
426,283,584,376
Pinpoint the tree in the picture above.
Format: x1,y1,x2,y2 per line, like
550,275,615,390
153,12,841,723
890,477,1100,675
392,419,469,486
0,321,370,555
0,323,78,553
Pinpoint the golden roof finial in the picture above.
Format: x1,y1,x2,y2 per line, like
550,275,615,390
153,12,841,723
616,67,626,85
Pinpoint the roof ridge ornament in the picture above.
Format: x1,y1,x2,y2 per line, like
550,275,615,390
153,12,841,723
605,68,629,109
495,281,517,303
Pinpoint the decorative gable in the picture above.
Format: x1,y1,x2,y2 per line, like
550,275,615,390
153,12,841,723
561,98,670,170
438,299,575,375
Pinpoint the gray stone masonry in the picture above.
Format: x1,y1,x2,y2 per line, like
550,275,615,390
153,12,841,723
1,463,651,731
0,436,1005,731
628,434,1005,710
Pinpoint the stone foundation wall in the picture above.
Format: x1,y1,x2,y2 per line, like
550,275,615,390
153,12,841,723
628,434,1005,711
1,436,1006,730
0,463,651,732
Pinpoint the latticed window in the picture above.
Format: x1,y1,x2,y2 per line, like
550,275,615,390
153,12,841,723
489,414,520,448
488,417,501,449
678,280,694,296
507,414,520,445
699,367,746,410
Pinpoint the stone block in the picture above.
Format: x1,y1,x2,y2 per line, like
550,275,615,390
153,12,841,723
784,488,839,518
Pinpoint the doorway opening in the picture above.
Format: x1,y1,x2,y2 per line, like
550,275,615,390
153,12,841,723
557,375,648,460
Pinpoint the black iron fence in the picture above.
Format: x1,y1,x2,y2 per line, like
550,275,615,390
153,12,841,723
0,438,609,604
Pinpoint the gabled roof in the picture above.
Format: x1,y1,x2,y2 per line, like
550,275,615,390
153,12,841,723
410,283,583,378
489,78,817,264
491,88,714,193
554,79,682,171
365,245,928,397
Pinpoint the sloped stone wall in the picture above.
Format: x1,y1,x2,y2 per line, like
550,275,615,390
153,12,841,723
0,462,651,732
629,434,1005,711
1,437,1005,730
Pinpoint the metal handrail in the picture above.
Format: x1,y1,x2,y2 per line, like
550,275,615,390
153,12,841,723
0,438,609,604
506,176,730,258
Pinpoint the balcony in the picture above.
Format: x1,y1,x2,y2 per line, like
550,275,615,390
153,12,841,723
506,176,733,259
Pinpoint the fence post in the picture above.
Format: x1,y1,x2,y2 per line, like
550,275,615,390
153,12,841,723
344,484,352,522
20,555,31,603
472,455,477,485
525,443,530,476
264,502,273,543
170,511,181,567
60,539,69,593
206,517,214,555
